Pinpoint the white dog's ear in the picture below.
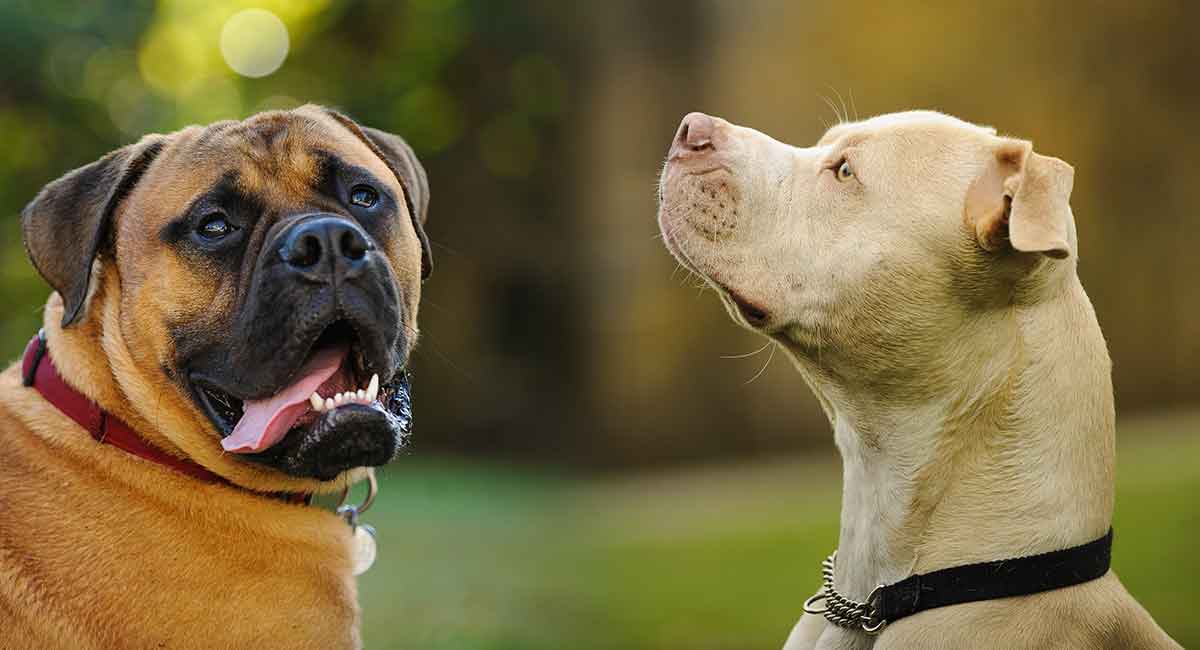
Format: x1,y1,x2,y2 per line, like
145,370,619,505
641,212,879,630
966,138,1074,260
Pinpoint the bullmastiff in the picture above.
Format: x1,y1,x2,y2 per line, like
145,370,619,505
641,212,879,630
657,110,1180,649
0,105,431,648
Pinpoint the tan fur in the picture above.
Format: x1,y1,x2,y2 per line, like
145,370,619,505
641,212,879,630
658,111,1180,649
0,107,425,647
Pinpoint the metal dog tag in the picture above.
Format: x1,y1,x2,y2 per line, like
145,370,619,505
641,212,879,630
351,523,377,576
337,469,380,576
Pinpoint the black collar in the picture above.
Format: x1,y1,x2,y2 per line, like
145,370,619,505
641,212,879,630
805,528,1114,634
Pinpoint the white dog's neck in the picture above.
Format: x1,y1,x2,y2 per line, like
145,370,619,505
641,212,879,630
792,278,1115,631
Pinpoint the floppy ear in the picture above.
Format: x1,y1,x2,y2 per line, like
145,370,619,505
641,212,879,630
21,135,166,327
323,109,433,280
965,138,1074,260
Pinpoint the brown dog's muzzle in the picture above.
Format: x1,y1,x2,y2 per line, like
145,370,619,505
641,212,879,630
182,210,412,480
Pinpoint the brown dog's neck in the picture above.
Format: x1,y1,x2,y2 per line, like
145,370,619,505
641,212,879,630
40,284,187,460
40,277,370,496
799,279,1115,618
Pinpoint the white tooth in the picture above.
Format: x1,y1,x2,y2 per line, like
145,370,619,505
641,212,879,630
335,394,346,406
325,397,335,411
310,393,324,412
357,389,366,401
367,374,379,402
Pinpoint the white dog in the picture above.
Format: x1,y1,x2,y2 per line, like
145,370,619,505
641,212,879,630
657,110,1180,649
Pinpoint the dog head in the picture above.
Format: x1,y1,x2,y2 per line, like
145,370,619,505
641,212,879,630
22,105,431,489
658,111,1077,388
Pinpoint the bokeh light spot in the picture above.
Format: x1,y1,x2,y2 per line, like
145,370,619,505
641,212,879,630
220,9,289,78
139,23,207,95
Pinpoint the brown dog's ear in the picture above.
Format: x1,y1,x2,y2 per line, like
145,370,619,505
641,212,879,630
21,135,166,327
323,109,433,280
966,138,1074,260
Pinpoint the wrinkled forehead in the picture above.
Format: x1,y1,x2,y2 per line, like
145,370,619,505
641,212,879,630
815,110,997,149
137,109,396,211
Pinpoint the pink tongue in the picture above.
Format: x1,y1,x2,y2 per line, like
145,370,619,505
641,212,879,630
221,344,349,454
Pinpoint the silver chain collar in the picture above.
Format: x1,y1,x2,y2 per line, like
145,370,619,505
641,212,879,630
802,551,887,635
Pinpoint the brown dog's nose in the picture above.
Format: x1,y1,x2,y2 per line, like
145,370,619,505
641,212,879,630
670,112,717,159
280,215,374,283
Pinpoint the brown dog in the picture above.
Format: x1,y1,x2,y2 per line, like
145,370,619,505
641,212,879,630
0,105,431,648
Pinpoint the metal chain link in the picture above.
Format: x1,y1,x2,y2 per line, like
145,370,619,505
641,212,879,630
802,551,887,635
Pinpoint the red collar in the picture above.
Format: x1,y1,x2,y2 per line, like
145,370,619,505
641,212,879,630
22,331,308,504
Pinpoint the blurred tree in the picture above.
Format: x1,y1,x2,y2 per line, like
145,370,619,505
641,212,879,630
1,0,1197,467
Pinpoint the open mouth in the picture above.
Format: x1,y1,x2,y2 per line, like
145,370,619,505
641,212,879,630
732,294,768,325
194,320,406,455
722,288,770,327
656,225,771,329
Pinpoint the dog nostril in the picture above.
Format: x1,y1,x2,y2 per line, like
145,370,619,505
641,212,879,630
678,121,690,143
285,233,323,268
340,230,368,261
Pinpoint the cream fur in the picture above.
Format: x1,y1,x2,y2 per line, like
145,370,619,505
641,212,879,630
658,111,1180,649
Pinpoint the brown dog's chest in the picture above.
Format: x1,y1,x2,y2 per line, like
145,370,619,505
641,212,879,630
0,372,362,649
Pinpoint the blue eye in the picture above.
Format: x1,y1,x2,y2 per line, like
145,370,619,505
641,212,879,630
350,185,378,208
197,213,235,240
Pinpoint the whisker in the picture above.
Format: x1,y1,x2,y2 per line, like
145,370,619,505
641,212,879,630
831,86,849,124
819,94,841,126
744,341,778,385
403,323,477,385
721,341,772,359
428,238,463,256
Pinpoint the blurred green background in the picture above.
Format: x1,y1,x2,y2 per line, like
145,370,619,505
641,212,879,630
0,1,1196,648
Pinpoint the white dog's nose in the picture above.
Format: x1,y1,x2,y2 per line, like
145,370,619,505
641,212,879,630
670,112,717,159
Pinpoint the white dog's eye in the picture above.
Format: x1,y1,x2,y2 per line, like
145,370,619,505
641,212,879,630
836,160,854,181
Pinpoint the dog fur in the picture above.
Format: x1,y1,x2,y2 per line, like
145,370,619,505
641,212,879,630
657,110,1180,649
0,105,429,648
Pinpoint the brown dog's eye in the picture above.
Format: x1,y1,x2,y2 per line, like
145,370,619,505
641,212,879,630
196,213,235,240
836,159,854,182
350,185,378,208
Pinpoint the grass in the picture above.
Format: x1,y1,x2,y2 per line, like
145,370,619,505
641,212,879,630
359,410,1200,649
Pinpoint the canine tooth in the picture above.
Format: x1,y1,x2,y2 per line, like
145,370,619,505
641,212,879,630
310,393,324,412
325,397,335,411
367,374,379,402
